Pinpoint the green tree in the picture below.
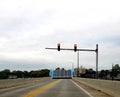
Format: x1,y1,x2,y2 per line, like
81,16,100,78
85,68,96,78
56,67,60,70
23,71,30,78
0,69,11,79
99,70,109,79
30,71,40,77
40,69,50,77
12,70,24,78
99,70,105,79
113,64,119,70
112,64,119,77
61,68,65,71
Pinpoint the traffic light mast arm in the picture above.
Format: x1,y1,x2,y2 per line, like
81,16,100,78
46,48,74,51
46,44,98,78
45,48,96,52
78,49,96,52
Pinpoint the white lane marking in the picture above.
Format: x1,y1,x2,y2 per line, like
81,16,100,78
71,80,94,97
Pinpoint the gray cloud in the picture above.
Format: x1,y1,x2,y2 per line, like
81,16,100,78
0,0,120,70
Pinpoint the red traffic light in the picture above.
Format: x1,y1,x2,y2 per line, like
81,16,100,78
74,44,77,52
57,43,60,51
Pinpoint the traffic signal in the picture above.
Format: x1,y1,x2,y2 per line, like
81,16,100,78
74,44,77,52
57,43,60,51
96,44,98,53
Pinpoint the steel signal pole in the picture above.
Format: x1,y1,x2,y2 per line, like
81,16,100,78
96,44,98,78
46,44,99,78
77,51,79,77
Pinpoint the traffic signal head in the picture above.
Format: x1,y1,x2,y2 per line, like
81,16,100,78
95,44,98,53
74,44,77,52
57,43,60,51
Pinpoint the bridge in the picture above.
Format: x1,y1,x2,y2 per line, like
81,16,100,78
49,69,74,79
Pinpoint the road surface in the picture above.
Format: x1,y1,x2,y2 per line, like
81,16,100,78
0,79,92,97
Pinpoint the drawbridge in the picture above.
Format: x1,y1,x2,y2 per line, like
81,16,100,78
50,69,74,79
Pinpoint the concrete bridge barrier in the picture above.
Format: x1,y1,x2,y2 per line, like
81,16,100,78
73,77,120,97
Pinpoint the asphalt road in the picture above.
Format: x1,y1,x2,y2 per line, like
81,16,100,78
0,79,92,97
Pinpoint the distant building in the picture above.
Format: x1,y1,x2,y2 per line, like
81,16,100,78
74,66,86,76
79,66,86,74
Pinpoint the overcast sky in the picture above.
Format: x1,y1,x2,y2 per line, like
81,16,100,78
0,0,120,71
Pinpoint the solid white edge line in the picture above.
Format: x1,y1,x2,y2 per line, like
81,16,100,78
71,80,94,97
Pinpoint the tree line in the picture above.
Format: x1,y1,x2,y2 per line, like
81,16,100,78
81,64,120,80
0,64,120,80
0,69,50,79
